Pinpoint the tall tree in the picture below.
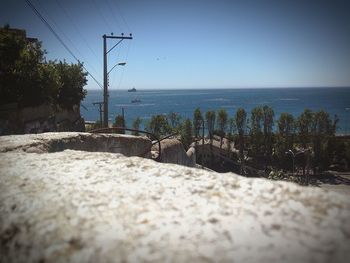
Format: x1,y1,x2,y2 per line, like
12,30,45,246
235,108,247,173
167,111,182,132
0,26,87,109
205,110,216,140
276,112,295,169
217,108,228,150
262,105,274,168
311,110,335,172
297,109,313,148
132,117,142,136
55,61,87,109
193,108,203,138
113,115,125,134
181,118,193,150
250,106,264,159
146,114,172,138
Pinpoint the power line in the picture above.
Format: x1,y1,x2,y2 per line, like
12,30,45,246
91,0,114,33
24,0,103,89
117,41,132,90
104,0,123,33
53,0,102,67
111,0,132,32
33,0,101,79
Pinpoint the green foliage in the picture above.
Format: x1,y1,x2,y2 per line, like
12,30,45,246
167,111,182,132
297,109,313,147
235,108,246,160
181,118,193,150
205,110,216,139
132,117,142,136
250,106,264,158
278,112,295,136
193,108,202,138
54,61,87,109
146,114,172,138
275,113,295,169
0,26,87,109
113,115,125,134
217,108,228,136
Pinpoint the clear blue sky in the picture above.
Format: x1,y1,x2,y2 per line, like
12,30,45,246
1,0,350,90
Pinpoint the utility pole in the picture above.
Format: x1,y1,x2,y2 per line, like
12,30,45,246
103,33,132,127
92,102,104,127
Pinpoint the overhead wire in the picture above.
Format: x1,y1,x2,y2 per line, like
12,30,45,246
25,0,103,89
53,0,102,68
33,0,101,78
111,0,132,32
117,40,132,90
104,0,123,33
90,0,114,33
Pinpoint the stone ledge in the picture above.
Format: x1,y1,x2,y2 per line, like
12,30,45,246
0,150,349,262
0,132,152,157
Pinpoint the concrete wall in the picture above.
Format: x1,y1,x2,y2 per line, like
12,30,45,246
0,147,349,262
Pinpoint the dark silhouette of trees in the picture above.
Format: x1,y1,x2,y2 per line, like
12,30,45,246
132,117,142,135
217,108,228,150
113,115,125,134
146,114,172,138
275,113,295,169
193,108,203,138
297,109,313,148
167,111,182,132
181,118,193,150
0,26,87,109
54,61,87,109
205,110,216,140
235,108,247,173
250,106,264,160
262,105,274,168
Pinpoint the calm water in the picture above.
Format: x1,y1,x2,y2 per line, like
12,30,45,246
81,88,350,134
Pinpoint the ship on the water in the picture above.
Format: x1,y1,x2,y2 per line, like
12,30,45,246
128,87,136,92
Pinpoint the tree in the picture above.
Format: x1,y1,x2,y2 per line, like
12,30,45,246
132,117,142,136
311,110,335,172
217,108,228,150
181,118,193,150
54,61,87,109
167,111,182,132
113,115,125,134
262,105,274,168
193,108,203,138
146,114,172,138
275,113,295,169
205,110,216,140
297,109,313,148
0,26,87,109
235,108,247,173
250,106,264,159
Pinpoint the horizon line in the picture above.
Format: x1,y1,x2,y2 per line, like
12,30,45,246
85,86,350,91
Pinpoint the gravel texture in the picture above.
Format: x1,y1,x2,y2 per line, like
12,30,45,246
1,148,350,263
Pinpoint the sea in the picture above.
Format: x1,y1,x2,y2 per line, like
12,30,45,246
81,87,350,134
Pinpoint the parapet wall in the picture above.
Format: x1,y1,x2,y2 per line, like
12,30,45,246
0,148,349,262
0,132,152,158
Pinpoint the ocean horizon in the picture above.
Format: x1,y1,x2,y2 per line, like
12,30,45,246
81,87,350,134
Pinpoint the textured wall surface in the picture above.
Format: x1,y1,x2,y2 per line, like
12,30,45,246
155,139,196,167
0,132,152,157
0,148,349,263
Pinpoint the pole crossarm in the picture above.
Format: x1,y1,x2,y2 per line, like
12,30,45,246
107,39,123,54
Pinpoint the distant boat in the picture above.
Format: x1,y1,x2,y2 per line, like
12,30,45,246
128,87,136,92
131,99,141,103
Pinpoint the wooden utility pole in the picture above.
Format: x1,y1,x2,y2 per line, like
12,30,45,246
103,33,132,127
